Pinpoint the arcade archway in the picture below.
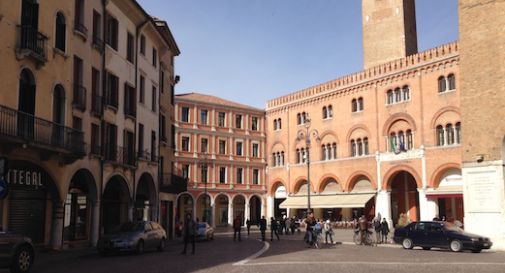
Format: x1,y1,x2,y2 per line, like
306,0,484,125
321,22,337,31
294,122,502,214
102,176,131,234
389,171,419,225
135,173,157,221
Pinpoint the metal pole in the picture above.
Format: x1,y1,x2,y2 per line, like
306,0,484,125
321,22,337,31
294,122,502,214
306,127,311,211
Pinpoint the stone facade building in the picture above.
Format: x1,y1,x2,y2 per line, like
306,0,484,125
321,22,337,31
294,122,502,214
266,0,463,227
174,93,267,227
0,0,179,248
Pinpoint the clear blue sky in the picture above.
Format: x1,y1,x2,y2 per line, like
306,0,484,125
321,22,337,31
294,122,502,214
138,0,458,109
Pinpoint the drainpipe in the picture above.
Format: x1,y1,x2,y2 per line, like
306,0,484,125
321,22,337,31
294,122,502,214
134,19,149,221
98,0,107,238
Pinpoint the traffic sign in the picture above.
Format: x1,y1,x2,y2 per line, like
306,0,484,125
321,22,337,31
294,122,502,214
0,179,8,199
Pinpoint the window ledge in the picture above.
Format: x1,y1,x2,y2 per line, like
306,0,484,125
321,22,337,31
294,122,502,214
73,29,88,41
438,89,457,95
386,99,411,106
53,47,68,58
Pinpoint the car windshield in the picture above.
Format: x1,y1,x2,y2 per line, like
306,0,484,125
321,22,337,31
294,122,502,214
444,222,463,232
116,222,144,232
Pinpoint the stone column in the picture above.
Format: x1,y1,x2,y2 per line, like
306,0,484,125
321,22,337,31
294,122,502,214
244,199,250,227
50,201,65,250
443,128,448,146
90,200,100,247
228,200,233,225
376,190,392,225
267,196,274,219
417,189,430,221
426,197,439,221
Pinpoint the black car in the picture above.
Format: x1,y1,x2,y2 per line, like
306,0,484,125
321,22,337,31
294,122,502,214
0,232,35,273
394,221,492,253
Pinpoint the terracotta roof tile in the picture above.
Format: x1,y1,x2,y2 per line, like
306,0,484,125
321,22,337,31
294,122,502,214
175,92,264,112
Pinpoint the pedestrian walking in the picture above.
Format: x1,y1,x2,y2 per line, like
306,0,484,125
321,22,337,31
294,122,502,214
323,219,334,244
373,216,381,244
259,216,267,241
246,218,251,235
381,218,389,244
270,217,280,241
304,211,316,246
290,216,296,235
285,217,291,235
181,213,197,255
233,216,242,241
358,215,368,245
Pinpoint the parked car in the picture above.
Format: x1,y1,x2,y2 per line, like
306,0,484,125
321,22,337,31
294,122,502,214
97,221,166,255
196,222,214,241
394,221,492,253
0,232,35,273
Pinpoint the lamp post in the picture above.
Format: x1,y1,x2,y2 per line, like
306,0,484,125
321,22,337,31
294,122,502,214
296,114,320,213
200,152,210,224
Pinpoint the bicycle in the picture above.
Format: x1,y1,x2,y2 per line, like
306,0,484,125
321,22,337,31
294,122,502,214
353,229,375,246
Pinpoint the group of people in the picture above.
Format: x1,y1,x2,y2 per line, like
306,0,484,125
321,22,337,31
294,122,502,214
372,216,390,244
304,211,336,247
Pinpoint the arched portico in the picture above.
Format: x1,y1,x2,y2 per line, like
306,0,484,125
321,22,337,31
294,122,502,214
102,175,131,234
135,173,157,222
214,194,230,226
196,193,212,224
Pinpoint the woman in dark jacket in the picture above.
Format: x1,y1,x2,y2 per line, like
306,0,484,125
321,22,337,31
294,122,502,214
380,218,389,244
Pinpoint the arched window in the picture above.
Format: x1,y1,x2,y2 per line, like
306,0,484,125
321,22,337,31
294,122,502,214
390,132,397,152
301,148,306,163
273,119,278,130
352,99,357,112
278,118,282,129
322,106,327,119
332,143,337,159
363,138,368,155
53,85,65,125
398,131,405,151
394,88,401,103
350,140,356,157
281,151,285,165
301,112,306,124
297,113,301,125
402,85,410,101
406,130,413,150
55,12,66,51
296,149,300,163
438,76,446,93
387,90,394,104
455,122,461,144
357,138,363,156
328,105,333,118
437,125,445,146
321,145,326,160
447,124,454,145
358,97,364,111
272,153,277,167
448,74,456,90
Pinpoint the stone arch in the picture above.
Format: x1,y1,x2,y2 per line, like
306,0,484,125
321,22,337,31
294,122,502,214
382,113,417,136
429,106,461,128
269,179,287,195
346,171,376,192
319,130,339,144
383,165,422,190
429,163,462,188
346,124,371,143
270,140,286,152
102,175,131,233
292,176,309,194
317,174,343,193
66,168,98,202
103,172,131,197
135,172,157,221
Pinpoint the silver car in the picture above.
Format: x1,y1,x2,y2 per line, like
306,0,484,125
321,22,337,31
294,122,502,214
97,221,166,255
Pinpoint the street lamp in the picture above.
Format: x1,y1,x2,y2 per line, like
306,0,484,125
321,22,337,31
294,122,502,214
199,152,211,224
295,114,320,212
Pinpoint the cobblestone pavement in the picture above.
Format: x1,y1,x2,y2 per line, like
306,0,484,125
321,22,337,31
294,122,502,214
2,230,503,273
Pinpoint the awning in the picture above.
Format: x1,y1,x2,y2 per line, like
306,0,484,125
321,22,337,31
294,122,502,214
279,193,375,209
426,185,463,198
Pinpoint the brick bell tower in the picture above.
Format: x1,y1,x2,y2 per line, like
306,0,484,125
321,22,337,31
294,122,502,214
362,0,418,69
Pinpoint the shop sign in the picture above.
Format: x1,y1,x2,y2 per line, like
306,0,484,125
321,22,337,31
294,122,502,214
4,161,48,191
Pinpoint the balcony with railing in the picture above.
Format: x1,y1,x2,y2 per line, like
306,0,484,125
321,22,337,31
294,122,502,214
91,94,102,117
17,25,48,64
104,146,135,167
73,84,87,111
92,35,104,53
0,104,85,156
160,173,187,194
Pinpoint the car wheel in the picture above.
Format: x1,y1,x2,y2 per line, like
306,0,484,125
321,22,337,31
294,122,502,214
450,240,463,252
402,238,414,249
422,247,431,250
11,245,34,273
158,238,166,252
136,240,145,254
471,248,482,253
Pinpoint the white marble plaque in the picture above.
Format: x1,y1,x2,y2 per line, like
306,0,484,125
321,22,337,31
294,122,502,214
465,169,501,213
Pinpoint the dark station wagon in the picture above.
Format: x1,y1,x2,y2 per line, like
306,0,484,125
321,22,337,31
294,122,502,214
394,221,492,253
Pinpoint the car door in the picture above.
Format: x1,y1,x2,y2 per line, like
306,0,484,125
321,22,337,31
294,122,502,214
411,222,428,246
427,223,448,248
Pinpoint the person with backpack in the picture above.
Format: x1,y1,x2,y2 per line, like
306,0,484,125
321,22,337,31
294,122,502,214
259,216,267,241
323,219,334,244
373,216,381,244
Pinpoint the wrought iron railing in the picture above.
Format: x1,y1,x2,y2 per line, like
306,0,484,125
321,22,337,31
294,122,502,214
91,94,102,116
104,146,135,167
18,25,47,62
104,89,118,109
0,104,85,155
73,84,87,111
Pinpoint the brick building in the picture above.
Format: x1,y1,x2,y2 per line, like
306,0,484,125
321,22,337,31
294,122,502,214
174,93,267,227
265,0,463,226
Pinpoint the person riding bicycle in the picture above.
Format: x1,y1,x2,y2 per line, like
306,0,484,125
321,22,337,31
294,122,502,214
304,211,316,246
358,215,369,245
